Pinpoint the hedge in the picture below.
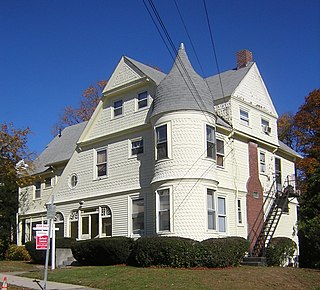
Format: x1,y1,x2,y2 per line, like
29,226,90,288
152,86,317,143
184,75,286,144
71,237,134,266
128,236,249,268
266,237,297,266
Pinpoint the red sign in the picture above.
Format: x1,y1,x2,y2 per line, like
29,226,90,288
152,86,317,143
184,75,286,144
36,231,48,250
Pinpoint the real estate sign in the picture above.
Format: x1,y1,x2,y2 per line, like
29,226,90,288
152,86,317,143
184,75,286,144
36,230,48,250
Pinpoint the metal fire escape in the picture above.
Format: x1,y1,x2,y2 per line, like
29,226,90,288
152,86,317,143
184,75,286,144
249,176,299,257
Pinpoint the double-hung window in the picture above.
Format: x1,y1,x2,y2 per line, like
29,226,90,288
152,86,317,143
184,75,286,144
158,189,170,231
206,125,216,159
207,189,216,230
35,182,41,199
44,177,51,189
131,138,144,156
132,198,144,235
260,152,266,173
216,139,224,167
240,109,249,126
237,199,242,224
156,124,168,160
218,197,226,232
113,100,123,117
96,148,107,178
137,91,148,109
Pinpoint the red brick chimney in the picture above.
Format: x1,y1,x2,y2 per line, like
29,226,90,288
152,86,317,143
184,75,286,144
237,49,253,69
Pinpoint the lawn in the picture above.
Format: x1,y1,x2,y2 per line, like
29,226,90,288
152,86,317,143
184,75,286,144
0,261,319,290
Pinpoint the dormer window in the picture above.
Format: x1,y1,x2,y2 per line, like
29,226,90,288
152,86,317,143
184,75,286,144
261,118,271,134
137,91,148,109
113,100,123,117
35,182,41,199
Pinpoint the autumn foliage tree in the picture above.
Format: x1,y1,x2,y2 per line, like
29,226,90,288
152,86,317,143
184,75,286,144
52,80,107,135
0,123,33,258
278,88,320,268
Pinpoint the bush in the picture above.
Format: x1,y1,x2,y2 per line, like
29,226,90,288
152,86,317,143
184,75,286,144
266,237,297,266
71,237,134,266
128,236,198,268
5,244,31,261
199,237,249,268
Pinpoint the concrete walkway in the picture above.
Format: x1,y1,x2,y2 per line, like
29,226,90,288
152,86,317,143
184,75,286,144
0,272,98,290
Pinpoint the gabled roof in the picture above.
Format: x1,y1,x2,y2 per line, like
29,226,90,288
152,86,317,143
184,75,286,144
205,63,253,100
33,122,87,175
278,140,302,159
125,56,166,85
151,43,214,118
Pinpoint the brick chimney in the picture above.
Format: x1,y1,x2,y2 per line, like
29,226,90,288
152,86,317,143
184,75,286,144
237,49,253,69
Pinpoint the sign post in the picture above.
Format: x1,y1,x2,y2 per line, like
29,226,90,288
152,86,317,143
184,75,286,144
43,196,56,290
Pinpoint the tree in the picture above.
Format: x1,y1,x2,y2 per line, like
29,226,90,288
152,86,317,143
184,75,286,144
0,123,33,258
278,89,320,268
52,80,107,135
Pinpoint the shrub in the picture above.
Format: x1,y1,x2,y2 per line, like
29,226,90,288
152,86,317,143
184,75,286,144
71,237,134,266
266,237,297,266
56,237,76,248
5,244,31,261
199,237,249,268
128,236,199,268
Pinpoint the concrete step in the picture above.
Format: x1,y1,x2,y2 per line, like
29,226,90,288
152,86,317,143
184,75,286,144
241,256,267,266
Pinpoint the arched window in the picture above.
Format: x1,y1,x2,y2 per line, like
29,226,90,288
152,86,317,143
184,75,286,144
54,212,64,238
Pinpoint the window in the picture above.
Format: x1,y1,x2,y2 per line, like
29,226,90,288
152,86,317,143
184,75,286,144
218,197,226,232
261,118,271,134
96,148,107,177
216,139,224,167
44,177,51,189
260,152,266,173
131,138,144,156
237,199,242,224
158,189,170,231
70,174,78,188
54,212,64,238
113,100,123,117
35,182,41,199
69,211,78,239
137,91,148,109
206,125,216,159
101,206,112,237
132,198,144,235
207,189,216,230
81,208,99,239
156,124,168,160
240,109,249,126
275,157,282,191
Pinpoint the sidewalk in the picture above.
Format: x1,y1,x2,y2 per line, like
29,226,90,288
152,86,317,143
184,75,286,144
0,272,98,290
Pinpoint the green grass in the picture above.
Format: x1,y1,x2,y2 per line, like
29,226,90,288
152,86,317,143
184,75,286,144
1,261,320,290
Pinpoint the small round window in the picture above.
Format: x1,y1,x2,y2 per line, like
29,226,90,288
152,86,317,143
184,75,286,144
70,174,78,188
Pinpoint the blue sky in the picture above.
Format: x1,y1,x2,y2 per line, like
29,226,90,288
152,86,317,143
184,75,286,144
1,0,319,154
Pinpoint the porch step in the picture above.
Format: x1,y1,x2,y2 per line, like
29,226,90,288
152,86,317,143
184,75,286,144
241,257,267,266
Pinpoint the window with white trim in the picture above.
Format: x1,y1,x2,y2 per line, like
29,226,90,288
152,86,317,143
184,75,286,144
137,91,148,109
44,177,52,189
157,189,170,232
96,148,107,178
240,109,249,126
132,198,144,236
156,124,168,160
34,182,41,199
206,125,216,159
237,199,242,224
54,212,64,238
70,174,78,188
207,189,216,230
131,138,144,156
218,197,226,232
113,99,123,117
260,151,266,173
101,206,112,237
216,139,224,167
69,211,78,239
275,157,282,191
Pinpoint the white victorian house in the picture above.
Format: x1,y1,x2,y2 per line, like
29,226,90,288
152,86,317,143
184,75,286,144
18,45,300,257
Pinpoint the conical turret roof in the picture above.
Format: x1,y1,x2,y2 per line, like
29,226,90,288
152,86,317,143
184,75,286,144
151,43,214,118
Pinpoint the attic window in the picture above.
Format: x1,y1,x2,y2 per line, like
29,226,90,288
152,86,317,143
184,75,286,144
70,174,78,188
113,100,123,117
240,109,249,126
